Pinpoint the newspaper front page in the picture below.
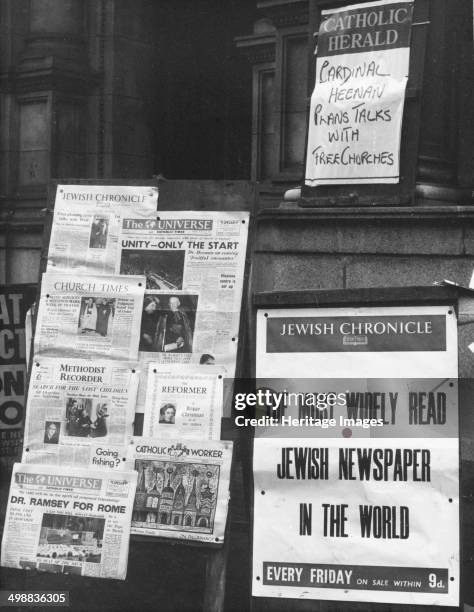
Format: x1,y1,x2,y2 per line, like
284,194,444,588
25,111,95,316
34,273,145,361
47,184,158,274
127,438,232,543
121,211,249,413
142,363,224,440
22,358,138,466
1,463,138,580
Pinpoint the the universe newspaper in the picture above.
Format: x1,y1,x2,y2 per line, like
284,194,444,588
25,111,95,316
142,363,224,440
22,358,138,466
121,211,249,373
1,464,138,580
47,184,158,275
34,273,145,360
127,438,232,543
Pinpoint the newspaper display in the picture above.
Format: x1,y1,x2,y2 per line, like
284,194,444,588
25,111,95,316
253,305,459,606
0,285,36,471
1,463,138,580
47,184,158,274
143,363,224,440
22,358,138,466
305,0,414,186
127,438,232,543
34,273,145,361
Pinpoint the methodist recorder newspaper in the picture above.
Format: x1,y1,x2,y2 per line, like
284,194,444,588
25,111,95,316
1,464,138,580
34,273,145,361
22,358,138,466
47,184,158,274
127,438,232,543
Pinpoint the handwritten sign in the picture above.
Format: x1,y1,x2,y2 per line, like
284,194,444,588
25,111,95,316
305,0,414,186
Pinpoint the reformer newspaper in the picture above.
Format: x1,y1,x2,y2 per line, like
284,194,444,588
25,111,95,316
142,363,224,440
1,463,138,580
127,438,232,543
34,273,145,361
47,184,158,274
22,358,138,466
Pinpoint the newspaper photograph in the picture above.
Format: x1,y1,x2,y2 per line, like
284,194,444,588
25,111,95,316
121,211,249,376
47,184,158,274
22,357,138,466
1,463,138,580
34,273,145,360
127,438,232,543
142,363,224,440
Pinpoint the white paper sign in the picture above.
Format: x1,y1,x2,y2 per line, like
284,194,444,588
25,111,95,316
305,0,414,185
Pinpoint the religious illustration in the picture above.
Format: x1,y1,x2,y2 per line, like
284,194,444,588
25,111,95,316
132,459,220,533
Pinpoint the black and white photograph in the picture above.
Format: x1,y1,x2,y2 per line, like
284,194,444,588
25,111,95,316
139,293,198,353
37,514,105,564
1,0,473,610
77,297,115,337
43,421,60,444
158,402,176,425
65,398,109,438
120,250,185,290
89,215,109,249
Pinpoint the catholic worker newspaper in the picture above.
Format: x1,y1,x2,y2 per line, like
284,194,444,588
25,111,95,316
142,363,224,440
34,273,145,360
22,357,138,466
47,184,158,274
1,463,138,580
127,438,232,543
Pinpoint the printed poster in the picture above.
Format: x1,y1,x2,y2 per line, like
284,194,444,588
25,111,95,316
0,285,36,471
252,305,459,606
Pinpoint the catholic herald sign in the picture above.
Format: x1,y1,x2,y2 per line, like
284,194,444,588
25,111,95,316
305,0,414,186
252,305,459,606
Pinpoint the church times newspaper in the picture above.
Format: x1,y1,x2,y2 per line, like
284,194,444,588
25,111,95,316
127,438,232,543
22,358,138,466
142,363,224,440
1,464,138,580
34,273,145,361
47,184,158,275
253,305,459,606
